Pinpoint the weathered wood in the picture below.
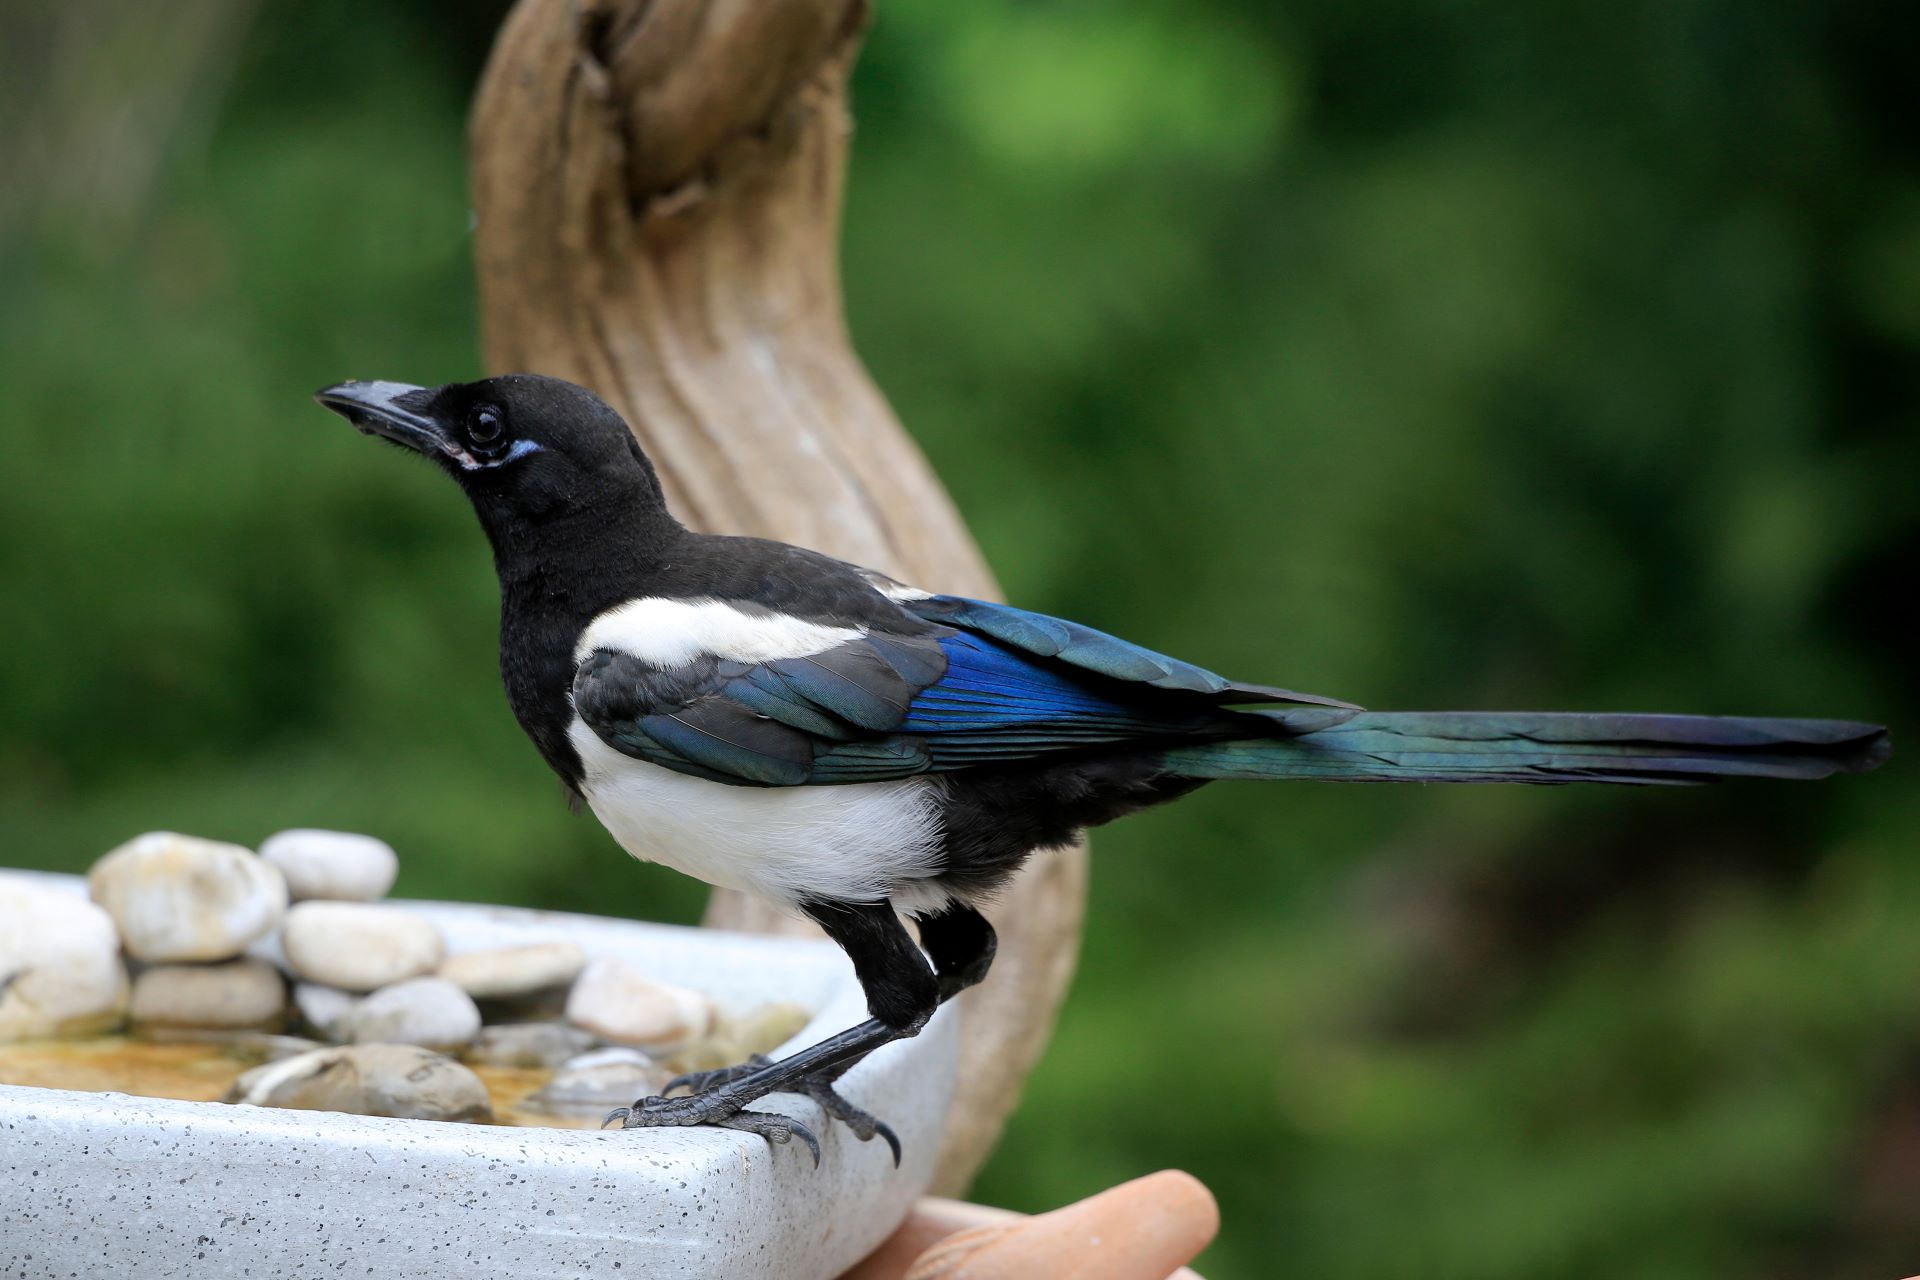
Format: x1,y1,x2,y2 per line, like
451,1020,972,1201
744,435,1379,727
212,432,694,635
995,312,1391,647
469,0,1088,1192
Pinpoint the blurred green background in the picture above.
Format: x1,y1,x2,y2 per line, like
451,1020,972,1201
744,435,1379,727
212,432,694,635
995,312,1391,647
2,1,1915,1275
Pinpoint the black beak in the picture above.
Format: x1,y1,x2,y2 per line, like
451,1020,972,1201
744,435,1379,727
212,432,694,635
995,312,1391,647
314,381,451,458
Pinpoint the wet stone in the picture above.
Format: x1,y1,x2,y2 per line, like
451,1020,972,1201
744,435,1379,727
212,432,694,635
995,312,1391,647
129,958,286,1032
225,1043,493,1123
88,832,287,963
345,976,480,1053
0,876,129,1042
281,901,445,992
521,1046,666,1116
463,1021,599,1070
292,983,360,1042
258,829,398,903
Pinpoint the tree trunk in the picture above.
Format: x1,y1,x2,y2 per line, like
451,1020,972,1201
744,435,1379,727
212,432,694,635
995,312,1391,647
469,0,1088,1193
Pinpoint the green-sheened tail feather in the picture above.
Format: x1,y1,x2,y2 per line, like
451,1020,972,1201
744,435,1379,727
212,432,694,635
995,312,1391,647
1158,711,1890,785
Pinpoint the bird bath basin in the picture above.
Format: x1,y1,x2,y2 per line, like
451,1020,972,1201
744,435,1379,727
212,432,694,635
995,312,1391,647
0,873,959,1279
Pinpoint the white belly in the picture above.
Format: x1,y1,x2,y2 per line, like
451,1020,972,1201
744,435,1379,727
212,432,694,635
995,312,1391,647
568,720,950,913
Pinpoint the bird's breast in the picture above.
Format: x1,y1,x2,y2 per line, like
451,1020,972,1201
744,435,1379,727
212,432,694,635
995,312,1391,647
566,718,950,912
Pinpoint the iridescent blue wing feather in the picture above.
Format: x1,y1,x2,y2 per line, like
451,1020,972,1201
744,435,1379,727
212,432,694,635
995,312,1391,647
898,595,1356,710
571,600,1306,787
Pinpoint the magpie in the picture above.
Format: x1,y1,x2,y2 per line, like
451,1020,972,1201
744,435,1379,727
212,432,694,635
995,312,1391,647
316,373,1889,1164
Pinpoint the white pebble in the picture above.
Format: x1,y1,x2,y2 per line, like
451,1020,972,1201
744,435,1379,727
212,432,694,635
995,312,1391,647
463,1021,599,1069
564,957,714,1053
564,1045,660,1071
258,829,398,902
88,832,288,963
281,901,444,992
345,977,480,1053
293,983,360,1041
0,876,129,1042
437,941,586,1000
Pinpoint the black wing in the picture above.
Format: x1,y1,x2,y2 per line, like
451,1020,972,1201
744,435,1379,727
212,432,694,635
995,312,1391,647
572,596,1358,787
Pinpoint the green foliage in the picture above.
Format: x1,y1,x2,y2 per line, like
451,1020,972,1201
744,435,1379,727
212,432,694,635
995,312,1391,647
2,1,1915,1275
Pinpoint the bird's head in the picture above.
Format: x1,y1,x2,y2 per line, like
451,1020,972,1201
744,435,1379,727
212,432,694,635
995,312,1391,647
315,374,672,530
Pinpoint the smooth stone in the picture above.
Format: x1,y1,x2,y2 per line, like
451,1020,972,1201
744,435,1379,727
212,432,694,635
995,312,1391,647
258,829,398,902
564,957,714,1053
344,977,480,1053
225,1043,492,1123
88,832,288,963
0,876,129,1041
520,1046,665,1115
280,901,445,992
462,1021,598,1069
564,1045,656,1070
902,1171,1219,1280
129,958,286,1031
436,941,586,1000
292,983,360,1042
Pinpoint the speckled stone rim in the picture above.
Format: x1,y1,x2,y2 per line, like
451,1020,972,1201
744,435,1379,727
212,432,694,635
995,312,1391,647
0,874,960,1280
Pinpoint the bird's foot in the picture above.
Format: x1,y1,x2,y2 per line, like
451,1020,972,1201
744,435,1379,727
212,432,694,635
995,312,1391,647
664,1054,775,1095
604,1088,824,1165
609,1056,900,1167
668,1056,901,1165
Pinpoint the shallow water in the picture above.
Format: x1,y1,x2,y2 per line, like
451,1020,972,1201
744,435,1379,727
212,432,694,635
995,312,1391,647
0,1001,812,1129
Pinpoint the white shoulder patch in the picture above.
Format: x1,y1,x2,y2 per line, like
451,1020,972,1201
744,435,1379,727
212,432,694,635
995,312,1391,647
855,567,933,603
575,597,865,668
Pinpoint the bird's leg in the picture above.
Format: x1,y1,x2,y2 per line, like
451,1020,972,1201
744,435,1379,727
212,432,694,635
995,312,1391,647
915,902,998,1002
615,899,938,1165
653,903,1002,1163
664,902,1000,1098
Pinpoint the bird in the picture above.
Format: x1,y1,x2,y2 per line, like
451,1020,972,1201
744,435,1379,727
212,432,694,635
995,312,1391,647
316,373,1889,1164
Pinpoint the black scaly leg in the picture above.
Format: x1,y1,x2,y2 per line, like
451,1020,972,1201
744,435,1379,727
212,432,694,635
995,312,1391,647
654,903,1004,1162
612,899,940,1165
775,905,996,1159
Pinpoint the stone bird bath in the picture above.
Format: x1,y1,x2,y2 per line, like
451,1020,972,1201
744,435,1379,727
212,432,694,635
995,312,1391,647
0,873,960,1278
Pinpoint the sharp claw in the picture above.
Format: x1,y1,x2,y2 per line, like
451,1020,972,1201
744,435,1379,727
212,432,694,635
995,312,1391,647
789,1118,821,1167
715,1109,821,1166
790,1075,902,1163
874,1119,901,1168
611,1055,886,1171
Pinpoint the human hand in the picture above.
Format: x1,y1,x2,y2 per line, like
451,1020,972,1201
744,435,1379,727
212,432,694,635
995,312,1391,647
843,1169,1217,1280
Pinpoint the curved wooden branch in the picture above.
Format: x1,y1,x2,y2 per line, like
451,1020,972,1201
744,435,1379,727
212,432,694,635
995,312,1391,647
469,0,1088,1192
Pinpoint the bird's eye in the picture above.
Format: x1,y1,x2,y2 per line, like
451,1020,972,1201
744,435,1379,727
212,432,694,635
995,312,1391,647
469,405,504,446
